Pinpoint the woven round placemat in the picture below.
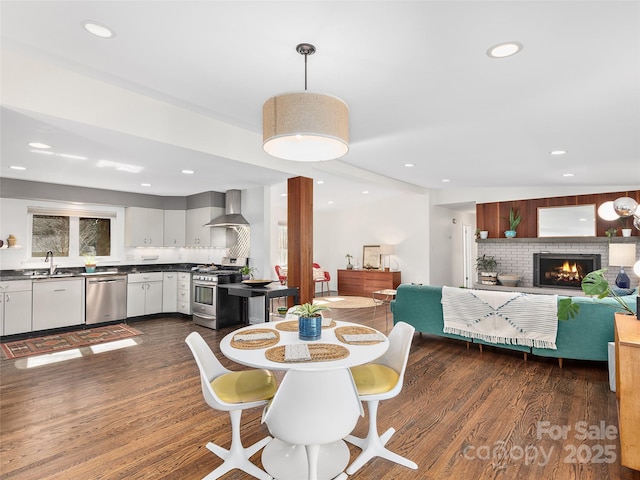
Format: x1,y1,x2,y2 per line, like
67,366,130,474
334,326,384,345
230,329,280,350
265,343,349,363
275,320,336,332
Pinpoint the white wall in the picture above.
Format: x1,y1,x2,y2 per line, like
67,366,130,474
314,191,431,291
243,186,270,279
429,207,479,288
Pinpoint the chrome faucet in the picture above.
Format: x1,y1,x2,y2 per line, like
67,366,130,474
44,250,56,275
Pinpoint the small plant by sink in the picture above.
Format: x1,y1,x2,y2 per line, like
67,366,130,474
83,254,97,273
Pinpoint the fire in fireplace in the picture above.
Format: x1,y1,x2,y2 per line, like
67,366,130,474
533,253,601,289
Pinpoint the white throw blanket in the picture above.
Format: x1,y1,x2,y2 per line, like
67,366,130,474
441,286,558,349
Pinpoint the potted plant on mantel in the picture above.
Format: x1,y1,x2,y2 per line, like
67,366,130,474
476,254,498,285
504,207,522,238
618,216,633,237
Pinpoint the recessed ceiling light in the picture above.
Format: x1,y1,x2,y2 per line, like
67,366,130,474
280,193,287,197
82,21,115,38
97,160,143,173
28,142,51,149
141,183,152,187
551,150,567,155
362,190,369,194
328,201,334,205
562,173,575,177
10,165,26,170
57,153,88,160
442,179,451,183
404,163,415,167
181,169,195,174
487,42,523,58
316,180,324,184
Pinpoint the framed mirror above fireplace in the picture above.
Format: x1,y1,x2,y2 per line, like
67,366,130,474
538,205,596,237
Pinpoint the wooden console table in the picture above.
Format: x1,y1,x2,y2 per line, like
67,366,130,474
337,269,401,297
614,312,640,471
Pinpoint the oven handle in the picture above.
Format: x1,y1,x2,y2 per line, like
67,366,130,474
193,281,218,287
193,312,216,320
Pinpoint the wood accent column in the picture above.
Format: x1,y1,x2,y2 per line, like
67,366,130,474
287,176,314,305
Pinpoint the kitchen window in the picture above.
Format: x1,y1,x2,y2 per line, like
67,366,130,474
29,207,115,260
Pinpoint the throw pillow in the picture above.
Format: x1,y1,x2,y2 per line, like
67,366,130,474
313,268,325,280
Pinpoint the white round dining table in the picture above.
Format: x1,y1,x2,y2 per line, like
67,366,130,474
220,318,389,370
219,319,389,480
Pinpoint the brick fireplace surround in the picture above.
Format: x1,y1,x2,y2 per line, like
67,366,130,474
476,238,639,295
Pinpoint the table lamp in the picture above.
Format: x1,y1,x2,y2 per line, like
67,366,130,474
379,245,395,272
609,243,636,289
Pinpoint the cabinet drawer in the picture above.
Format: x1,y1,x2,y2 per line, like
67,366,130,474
0,280,32,292
128,272,163,283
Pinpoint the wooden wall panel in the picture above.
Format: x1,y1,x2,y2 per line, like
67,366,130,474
476,190,640,238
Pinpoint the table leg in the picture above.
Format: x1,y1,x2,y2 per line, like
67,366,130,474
264,295,271,323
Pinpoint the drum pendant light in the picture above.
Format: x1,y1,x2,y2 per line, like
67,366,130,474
263,43,349,162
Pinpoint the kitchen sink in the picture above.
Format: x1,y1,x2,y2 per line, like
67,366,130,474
31,272,75,279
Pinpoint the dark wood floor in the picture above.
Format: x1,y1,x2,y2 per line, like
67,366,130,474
1,302,639,480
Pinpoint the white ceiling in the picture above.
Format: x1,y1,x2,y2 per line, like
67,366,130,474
1,1,639,211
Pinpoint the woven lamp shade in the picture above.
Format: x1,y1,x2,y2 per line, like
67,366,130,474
263,91,349,161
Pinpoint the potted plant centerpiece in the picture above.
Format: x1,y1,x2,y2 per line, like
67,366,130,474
504,207,521,238
292,303,330,341
476,254,498,285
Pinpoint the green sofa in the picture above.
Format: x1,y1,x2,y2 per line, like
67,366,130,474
390,284,637,364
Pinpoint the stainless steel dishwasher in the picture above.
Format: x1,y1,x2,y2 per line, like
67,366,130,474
85,274,128,324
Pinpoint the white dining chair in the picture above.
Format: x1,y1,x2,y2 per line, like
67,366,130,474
185,332,277,480
261,368,364,480
345,321,418,474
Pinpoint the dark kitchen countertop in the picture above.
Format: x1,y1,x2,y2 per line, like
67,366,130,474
0,263,199,281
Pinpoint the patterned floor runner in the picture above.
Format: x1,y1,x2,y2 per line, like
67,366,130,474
1,324,142,359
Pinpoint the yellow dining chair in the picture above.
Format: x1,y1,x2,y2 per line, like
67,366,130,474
185,332,277,480
345,321,418,474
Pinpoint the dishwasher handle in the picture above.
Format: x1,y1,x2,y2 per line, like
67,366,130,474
88,278,126,285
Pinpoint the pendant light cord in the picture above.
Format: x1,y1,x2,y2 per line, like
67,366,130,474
296,43,315,91
304,52,308,90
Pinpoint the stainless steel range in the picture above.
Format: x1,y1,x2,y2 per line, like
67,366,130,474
192,257,246,330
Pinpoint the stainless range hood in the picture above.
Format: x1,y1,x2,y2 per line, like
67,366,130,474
204,190,249,227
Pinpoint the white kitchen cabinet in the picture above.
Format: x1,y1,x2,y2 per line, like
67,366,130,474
162,272,178,313
177,272,191,315
163,210,186,247
32,278,84,331
186,207,224,247
0,281,32,335
127,272,163,317
125,207,164,247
